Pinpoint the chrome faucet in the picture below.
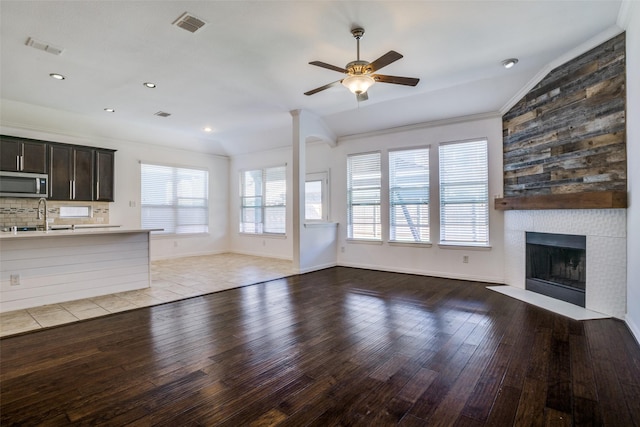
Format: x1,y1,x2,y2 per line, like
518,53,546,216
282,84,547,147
37,197,48,231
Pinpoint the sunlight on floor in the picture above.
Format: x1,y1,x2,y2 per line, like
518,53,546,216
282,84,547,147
0,253,295,338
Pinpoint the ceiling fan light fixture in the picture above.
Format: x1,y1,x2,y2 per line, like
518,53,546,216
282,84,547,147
342,74,375,95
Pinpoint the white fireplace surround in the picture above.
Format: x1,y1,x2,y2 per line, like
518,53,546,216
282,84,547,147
504,209,627,319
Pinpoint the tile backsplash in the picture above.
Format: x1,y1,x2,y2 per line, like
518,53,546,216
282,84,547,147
0,198,109,228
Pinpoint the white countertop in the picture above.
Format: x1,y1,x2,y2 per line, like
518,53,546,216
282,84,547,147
0,227,162,240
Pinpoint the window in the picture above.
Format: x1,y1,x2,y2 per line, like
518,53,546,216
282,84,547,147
347,152,381,240
305,172,328,221
141,163,208,234
389,147,430,242
439,139,489,245
240,165,286,234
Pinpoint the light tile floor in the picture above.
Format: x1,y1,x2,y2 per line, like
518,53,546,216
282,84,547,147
0,253,296,338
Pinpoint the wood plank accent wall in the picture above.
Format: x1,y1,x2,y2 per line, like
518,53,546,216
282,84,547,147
502,32,626,200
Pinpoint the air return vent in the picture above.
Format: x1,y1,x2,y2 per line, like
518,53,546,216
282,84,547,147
154,111,171,117
172,12,206,33
26,37,64,55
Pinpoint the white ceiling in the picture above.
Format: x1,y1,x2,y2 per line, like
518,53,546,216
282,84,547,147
0,1,625,156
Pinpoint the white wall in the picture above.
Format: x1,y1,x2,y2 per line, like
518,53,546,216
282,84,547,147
330,115,505,283
625,2,640,342
229,146,293,260
0,101,230,260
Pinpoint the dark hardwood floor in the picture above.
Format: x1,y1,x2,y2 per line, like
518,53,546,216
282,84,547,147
1,267,639,426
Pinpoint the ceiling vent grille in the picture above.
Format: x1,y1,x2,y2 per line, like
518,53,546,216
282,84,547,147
172,12,206,33
26,37,64,55
154,111,171,117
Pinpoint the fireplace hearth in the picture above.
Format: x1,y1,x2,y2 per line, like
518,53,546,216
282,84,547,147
526,232,586,307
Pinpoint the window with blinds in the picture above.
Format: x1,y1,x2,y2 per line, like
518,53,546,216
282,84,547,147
389,147,430,243
347,152,381,240
240,165,286,234
140,163,209,234
439,139,489,245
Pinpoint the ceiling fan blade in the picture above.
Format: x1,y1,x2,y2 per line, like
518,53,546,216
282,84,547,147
367,50,403,73
373,74,420,86
356,92,369,102
304,80,343,96
309,61,347,73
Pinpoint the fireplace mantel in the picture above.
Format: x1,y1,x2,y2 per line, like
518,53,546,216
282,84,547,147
494,191,627,211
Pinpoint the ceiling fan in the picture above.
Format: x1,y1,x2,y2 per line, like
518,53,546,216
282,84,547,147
304,27,419,102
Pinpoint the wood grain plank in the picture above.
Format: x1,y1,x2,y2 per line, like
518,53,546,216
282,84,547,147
1,267,639,426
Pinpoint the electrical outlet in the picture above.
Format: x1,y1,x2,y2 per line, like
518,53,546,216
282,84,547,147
10,274,20,286
173,241,178,248
463,255,469,264
341,246,345,253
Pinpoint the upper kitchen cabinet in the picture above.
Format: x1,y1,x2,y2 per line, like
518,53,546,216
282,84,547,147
49,144,94,201
0,136,47,173
95,149,115,202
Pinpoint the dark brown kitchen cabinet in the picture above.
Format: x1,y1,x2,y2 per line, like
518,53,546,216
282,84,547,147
95,149,115,201
49,144,94,201
0,136,47,173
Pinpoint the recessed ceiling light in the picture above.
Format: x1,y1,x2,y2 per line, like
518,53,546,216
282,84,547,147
143,82,156,88
49,73,66,80
203,127,213,132
104,108,115,113
502,58,519,69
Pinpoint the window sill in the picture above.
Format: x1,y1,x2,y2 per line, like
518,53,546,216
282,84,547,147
438,243,492,251
304,222,338,228
151,232,209,239
388,241,433,248
346,238,383,245
238,232,287,239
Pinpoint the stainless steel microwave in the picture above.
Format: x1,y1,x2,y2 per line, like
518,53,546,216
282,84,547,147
0,171,48,198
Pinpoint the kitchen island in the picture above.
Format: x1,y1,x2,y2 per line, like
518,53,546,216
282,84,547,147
0,228,160,312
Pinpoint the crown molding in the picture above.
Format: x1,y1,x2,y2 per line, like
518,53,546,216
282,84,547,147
337,112,501,143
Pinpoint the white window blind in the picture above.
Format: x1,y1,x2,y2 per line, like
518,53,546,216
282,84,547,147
347,152,381,240
439,139,489,245
240,165,286,234
141,163,209,234
389,148,430,242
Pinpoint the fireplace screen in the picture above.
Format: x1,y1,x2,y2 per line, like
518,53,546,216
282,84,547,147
525,232,586,307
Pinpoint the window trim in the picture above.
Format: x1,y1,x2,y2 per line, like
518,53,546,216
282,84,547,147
305,171,330,223
239,164,287,236
438,138,489,246
347,151,382,241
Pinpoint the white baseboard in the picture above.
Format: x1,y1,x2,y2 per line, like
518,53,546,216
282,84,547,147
298,262,337,274
337,261,505,284
626,314,640,346
230,249,293,261
150,250,227,261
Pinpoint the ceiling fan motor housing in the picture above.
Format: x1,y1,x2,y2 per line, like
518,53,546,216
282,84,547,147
346,60,371,76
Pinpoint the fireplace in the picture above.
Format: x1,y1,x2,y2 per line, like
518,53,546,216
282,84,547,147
525,232,586,307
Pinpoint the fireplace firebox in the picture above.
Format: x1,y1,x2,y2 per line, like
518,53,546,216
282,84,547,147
525,232,586,307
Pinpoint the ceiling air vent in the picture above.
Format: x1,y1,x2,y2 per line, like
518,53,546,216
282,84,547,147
26,37,64,55
172,12,206,33
154,111,171,117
